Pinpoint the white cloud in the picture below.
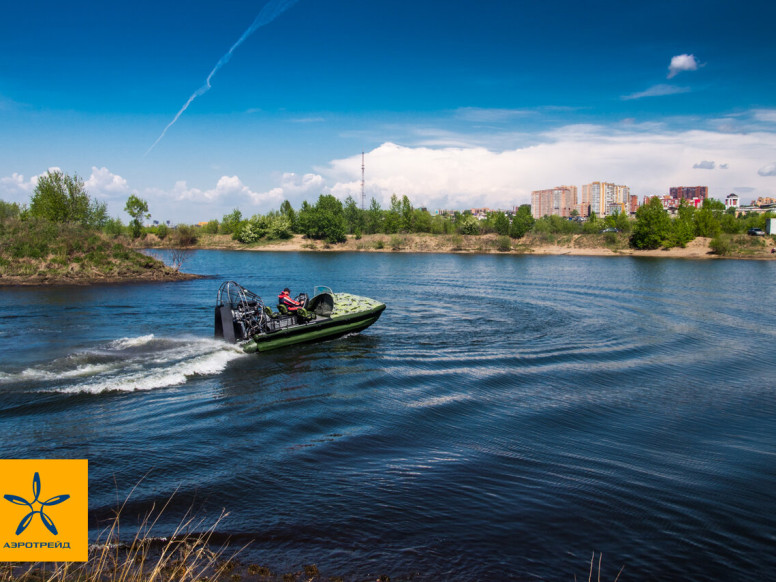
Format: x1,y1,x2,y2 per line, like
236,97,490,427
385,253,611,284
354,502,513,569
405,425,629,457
85,166,130,198
622,84,690,100
163,175,283,206
667,54,699,78
315,127,776,211
758,162,776,176
693,160,716,170
752,109,776,123
0,168,61,203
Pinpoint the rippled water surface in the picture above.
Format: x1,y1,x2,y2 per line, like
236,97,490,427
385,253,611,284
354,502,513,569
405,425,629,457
1,251,775,580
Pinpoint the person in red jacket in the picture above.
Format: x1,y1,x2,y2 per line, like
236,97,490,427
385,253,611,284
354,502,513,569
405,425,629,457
278,288,302,312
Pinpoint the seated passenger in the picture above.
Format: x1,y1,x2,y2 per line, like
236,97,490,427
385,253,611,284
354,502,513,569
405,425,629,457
278,287,301,313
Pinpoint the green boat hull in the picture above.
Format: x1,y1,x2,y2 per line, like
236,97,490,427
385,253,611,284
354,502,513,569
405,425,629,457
242,303,385,353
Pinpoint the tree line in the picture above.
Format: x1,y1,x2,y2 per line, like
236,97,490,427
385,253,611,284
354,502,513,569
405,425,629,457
2,170,773,253
211,194,536,244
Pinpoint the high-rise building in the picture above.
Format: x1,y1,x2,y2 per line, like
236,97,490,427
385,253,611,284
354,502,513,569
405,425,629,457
582,182,630,216
669,186,708,201
530,186,578,219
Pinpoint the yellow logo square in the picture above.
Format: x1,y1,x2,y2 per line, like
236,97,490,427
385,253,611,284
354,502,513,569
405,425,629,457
0,459,88,562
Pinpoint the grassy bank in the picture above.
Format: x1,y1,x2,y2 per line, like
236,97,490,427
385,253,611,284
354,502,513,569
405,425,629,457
0,218,199,286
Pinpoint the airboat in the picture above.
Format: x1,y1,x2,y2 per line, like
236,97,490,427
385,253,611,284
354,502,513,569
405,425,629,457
214,281,386,353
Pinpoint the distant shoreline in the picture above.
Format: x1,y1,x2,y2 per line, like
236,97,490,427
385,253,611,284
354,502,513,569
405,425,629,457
142,232,776,261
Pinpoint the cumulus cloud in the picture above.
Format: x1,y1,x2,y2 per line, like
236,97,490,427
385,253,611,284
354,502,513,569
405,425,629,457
163,175,285,206
312,127,776,211
693,160,716,170
85,166,130,198
0,167,62,202
667,54,699,78
622,84,690,100
758,162,776,176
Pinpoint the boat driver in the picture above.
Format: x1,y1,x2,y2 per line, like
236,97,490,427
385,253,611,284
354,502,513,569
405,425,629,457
278,288,302,312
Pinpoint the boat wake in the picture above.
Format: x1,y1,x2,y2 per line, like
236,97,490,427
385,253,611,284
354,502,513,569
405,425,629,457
0,335,246,394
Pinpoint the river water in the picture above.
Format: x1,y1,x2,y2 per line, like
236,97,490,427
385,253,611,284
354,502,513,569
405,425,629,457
1,251,774,580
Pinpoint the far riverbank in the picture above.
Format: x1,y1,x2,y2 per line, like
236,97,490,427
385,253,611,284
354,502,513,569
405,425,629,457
139,232,776,260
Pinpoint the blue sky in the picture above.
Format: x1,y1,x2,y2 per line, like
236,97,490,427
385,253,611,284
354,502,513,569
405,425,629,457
2,0,776,223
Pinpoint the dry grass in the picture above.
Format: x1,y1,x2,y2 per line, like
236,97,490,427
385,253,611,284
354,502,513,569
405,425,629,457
572,552,625,582
0,487,241,582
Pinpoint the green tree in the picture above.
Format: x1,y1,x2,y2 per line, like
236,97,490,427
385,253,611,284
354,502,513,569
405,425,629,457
383,194,402,234
235,215,266,243
492,211,510,236
694,200,721,238
667,200,696,247
266,212,293,239
343,195,364,235
509,205,534,238
400,195,414,232
412,208,433,233
719,212,741,234
124,194,150,239
300,194,347,243
430,215,452,234
457,214,481,235
220,209,243,235
630,197,671,249
366,197,383,234
29,170,107,227
279,200,298,232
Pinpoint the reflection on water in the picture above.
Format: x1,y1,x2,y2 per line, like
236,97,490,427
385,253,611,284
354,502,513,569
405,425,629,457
1,252,775,580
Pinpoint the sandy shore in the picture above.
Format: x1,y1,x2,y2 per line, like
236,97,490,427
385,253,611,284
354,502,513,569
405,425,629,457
182,233,776,260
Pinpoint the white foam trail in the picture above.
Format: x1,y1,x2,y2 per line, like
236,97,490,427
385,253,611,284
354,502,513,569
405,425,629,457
53,339,246,394
108,334,157,350
1,335,247,393
145,0,301,155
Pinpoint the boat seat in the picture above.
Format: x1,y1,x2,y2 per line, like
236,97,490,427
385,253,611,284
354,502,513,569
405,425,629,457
263,305,279,319
296,307,316,321
278,303,316,321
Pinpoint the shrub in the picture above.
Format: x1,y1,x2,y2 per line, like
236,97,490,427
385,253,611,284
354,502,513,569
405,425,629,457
103,218,124,238
203,219,219,234
709,234,731,256
174,224,198,246
496,235,512,252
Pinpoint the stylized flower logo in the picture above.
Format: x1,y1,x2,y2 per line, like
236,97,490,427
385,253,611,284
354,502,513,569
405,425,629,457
3,472,70,536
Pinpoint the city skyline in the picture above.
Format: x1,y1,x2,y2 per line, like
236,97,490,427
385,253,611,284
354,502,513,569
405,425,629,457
2,0,776,224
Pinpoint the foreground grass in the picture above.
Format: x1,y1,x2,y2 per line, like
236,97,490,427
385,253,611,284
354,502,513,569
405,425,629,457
0,218,197,285
0,487,624,581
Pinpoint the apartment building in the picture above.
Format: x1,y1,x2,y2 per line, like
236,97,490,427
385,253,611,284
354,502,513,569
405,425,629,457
670,186,708,201
582,182,630,216
530,186,578,219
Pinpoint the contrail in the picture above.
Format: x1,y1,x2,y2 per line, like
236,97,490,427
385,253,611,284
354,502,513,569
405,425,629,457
146,0,301,156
